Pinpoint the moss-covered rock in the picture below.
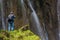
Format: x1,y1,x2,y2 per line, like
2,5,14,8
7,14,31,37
0,29,40,40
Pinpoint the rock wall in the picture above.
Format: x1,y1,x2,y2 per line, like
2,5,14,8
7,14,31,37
1,0,58,40
25,0,58,40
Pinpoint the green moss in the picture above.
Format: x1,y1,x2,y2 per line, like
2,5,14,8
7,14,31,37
0,29,40,40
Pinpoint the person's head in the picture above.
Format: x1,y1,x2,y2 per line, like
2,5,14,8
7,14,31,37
10,11,13,14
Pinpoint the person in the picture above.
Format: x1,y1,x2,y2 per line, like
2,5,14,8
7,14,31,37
8,11,16,31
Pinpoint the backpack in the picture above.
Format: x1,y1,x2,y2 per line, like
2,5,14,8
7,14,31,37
8,16,14,23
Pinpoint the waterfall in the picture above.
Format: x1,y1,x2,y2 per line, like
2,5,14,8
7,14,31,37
15,0,49,40
0,0,5,30
57,0,60,40
20,0,27,25
27,0,48,40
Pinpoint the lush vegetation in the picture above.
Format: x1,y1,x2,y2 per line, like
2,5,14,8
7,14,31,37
0,29,40,40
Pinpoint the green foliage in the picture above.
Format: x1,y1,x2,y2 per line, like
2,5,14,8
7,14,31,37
0,29,40,40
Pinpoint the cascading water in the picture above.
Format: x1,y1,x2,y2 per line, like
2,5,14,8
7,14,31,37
21,0,27,25
20,0,48,40
57,0,60,40
0,0,5,30
27,0,48,40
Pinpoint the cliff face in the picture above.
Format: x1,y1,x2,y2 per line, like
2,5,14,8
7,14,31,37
38,0,58,40
57,0,60,39
41,0,58,40
0,0,58,40
26,0,58,40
